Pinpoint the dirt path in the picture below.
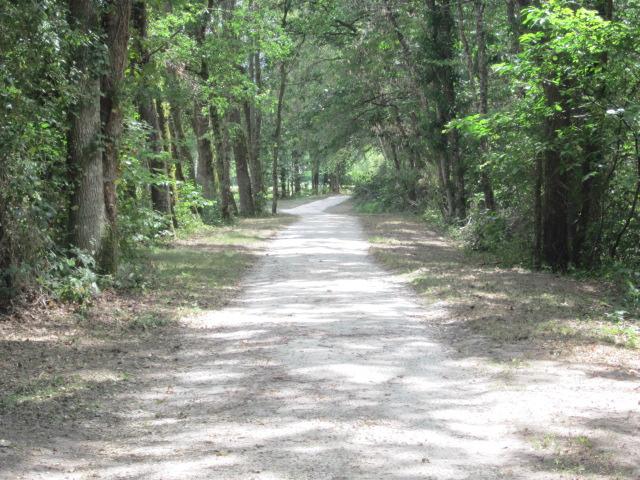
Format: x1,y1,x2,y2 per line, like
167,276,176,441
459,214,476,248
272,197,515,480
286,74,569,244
3,196,638,479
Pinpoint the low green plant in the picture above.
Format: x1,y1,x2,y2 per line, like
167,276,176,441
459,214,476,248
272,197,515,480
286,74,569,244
128,312,170,331
39,248,100,304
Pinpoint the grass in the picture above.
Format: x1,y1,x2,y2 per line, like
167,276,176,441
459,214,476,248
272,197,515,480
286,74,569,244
524,431,633,477
142,214,297,319
0,375,87,411
353,202,639,363
0,212,299,438
598,324,639,349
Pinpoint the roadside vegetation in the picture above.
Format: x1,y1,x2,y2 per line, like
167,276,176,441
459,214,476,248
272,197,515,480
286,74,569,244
0,212,296,445
343,201,640,368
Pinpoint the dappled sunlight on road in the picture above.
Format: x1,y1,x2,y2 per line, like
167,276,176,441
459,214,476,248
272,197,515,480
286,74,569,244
5,196,638,480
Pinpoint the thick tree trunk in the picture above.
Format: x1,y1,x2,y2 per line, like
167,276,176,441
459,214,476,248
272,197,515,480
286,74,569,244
68,0,106,255
167,116,182,180
99,0,131,273
244,100,262,207
190,0,216,202
474,0,496,211
573,141,598,266
280,165,288,199
330,173,340,193
229,108,255,215
192,102,216,199
505,0,521,54
533,155,543,269
542,83,571,271
170,105,193,182
139,98,172,214
427,0,465,220
573,0,612,265
210,107,233,220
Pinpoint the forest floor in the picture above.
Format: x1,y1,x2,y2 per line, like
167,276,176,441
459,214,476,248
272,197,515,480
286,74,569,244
1,195,639,479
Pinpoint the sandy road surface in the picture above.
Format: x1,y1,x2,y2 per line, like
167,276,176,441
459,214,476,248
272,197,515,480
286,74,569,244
4,195,638,479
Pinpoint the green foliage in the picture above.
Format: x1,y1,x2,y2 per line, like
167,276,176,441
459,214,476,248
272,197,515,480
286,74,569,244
40,249,100,304
458,207,531,266
2,0,640,312
128,313,170,331
352,153,424,212
0,1,72,306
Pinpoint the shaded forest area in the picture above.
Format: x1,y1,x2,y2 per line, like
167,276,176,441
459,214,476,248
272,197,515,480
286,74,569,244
1,0,639,314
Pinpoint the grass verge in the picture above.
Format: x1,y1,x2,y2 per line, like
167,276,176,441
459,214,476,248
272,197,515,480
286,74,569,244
345,201,639,366
0,214,296,442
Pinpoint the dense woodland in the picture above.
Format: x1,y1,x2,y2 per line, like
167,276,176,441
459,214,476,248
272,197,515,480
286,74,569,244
1,0,639,310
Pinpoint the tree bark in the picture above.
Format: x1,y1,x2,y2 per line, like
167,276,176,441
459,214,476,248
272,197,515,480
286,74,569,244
99,0,131,273
312,155,320,195
280,165,288,199
168,104,188,182
541,83,571,271
192,102,216,199
246,50,264,208
474,0,496,211
157,100,179,228
210,107,233,220
67,0,106,255
533,155,543,269
230,108,255,215
272,59,288,213
132,0,171,215
271,1,290,214
293,150,301,195
427,0,464,219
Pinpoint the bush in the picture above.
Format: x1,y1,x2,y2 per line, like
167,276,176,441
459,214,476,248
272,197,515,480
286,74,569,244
458,207,532,266
39,249,100,304
353,162,422,212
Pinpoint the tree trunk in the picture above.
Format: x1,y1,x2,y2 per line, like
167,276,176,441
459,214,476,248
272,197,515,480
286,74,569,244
99,0,131,273
67,0,106,255
168,104,188,182
505,0,521,54
271,2,289,214
192,102,216,199
157,100,179,228
272,58,288,213
139,98,172,214
573,0,612,265
293,150,301,195
210,107,233,220
246,51,264,207
312,155,320,195
230,108,255,215
330,173,340,193
541,83,570,271
427,0,465,220
132,0,171,215
474,0,496,211
280,165,288,199
533,155,543,269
